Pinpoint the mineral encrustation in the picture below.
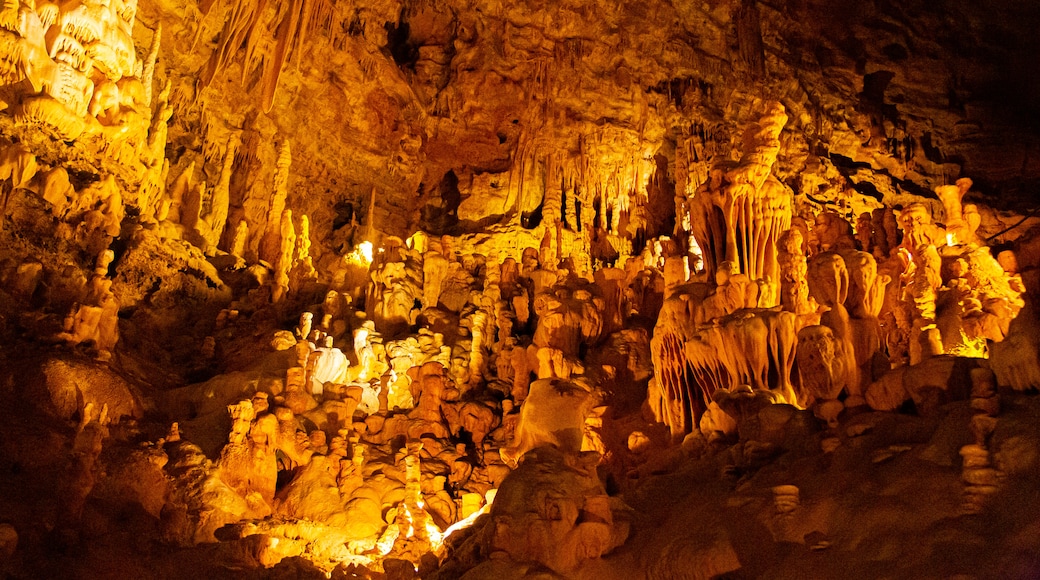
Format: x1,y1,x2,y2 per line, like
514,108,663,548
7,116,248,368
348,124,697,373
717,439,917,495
0,0,1039,578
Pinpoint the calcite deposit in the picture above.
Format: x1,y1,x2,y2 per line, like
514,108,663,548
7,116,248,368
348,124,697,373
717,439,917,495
0,0,1039,578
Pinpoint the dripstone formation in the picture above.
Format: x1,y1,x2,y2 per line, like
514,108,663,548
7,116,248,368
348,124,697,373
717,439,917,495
0,0,1039,578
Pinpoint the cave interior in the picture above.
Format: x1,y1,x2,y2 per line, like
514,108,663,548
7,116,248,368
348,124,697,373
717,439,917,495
0,0,1040,578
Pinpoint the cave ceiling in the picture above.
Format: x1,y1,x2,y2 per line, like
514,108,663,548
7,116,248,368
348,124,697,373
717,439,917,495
139,0,1040,249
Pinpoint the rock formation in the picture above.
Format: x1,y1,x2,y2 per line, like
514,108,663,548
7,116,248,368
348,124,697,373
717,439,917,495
0,0,1039,577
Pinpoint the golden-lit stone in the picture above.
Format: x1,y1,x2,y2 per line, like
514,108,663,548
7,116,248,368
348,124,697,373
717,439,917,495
0,0,1039,577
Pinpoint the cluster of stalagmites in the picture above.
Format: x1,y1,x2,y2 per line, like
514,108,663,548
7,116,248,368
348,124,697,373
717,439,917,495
0,140,126,358
108,141,1027,574
655,102,1029,450
55,223,645,576
3,79,1040,577
0,85,642,574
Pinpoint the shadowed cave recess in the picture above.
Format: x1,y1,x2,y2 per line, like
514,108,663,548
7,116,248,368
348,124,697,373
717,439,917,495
1,0,1040,578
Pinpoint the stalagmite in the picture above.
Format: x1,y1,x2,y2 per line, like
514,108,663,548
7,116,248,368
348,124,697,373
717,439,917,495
272,209,296,303
804,252,860,403
230,220,249,259
138,81,173,219
777,229,817,318
687,102,792,307
262,141,292,264
201,136,237,249
181,180,205,234
166,162,194,226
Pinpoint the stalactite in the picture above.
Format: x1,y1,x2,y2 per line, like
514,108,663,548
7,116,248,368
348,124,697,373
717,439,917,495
198,0,335,112
142,23,161,108
658,332,694,440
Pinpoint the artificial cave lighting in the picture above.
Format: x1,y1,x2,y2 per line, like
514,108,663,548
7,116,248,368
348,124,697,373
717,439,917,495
353,240,375,266
1,0,1040,578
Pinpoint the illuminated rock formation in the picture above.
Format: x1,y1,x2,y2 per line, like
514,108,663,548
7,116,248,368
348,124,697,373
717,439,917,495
501,377,599,466
0,0,1040,578
686,101,792,305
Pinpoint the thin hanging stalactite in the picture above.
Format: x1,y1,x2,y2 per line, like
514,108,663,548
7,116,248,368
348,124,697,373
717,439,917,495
196,0,336,113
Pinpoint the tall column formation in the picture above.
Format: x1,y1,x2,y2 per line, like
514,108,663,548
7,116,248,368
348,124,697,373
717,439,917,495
541,168,563,266
234,122,268,263
199,136,238,250
165,162,194,225
687,102,792,307
138,81,173,221
262,141,293,264
272,209,296,303
577,185,596,274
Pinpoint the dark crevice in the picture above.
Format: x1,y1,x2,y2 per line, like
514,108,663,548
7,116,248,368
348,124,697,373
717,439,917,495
385,17,419,71
827,152,936,200
332,200,356,231
421,170,461,235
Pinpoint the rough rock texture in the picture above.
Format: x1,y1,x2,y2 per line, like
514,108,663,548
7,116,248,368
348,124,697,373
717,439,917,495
576,396,1040,580
0,0,1039,578
142,0,1040,252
